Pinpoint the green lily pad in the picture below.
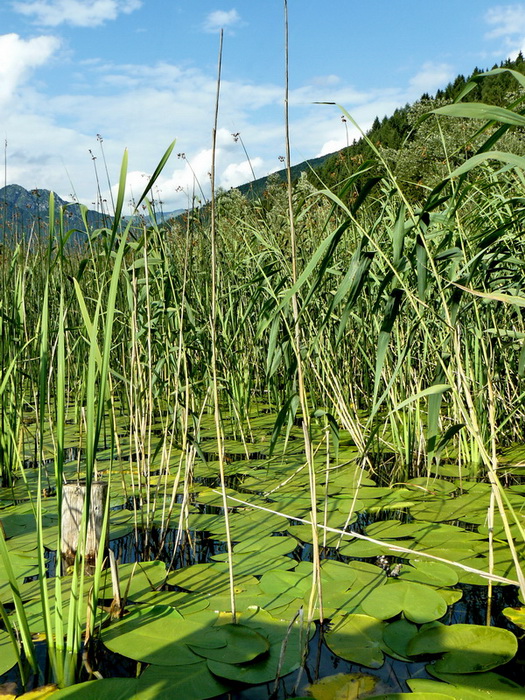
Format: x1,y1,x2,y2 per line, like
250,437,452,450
168,563,258,595
233,535,297,556
51,678,138,698
382,619,419,661
425,669,525,697
362,580,447,623
397,560,459,587
320,559,359,585
325,613,385,668
339,539,390,558
0,629,18,675
99,561,166,601
209,552,297,576
259,568,312,597
307,673,378,699
365,520,422,539
136,660,232,699
101,605,224,665
407,623,518,672
189,623,269,663
409,674,524,699
129,589,210,614
207,639,299,685
207,607,308,684
502,606,525,630
368,694,454,699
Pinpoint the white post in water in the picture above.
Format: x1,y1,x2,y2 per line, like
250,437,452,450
61,481,108,574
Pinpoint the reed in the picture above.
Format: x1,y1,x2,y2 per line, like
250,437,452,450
0,66,524,693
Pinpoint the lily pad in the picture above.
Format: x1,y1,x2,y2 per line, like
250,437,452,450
51,678,138,698
259,568,312,597
502,606,525,630
368,694,454,699
0,629,18,675
396,560,459,587
207,608,307,684
409,674,524,699
362,580,447,623
189,623,269,663
99,561,166,601
382,619,419,660
325,613,385,668
101,605,224,665
307,673,378,699
136,660,232,699
407,623,518,672
233,535,297,556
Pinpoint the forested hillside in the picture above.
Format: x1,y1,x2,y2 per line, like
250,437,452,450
313,53,525,198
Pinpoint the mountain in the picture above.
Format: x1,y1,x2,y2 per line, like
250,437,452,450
0,185,187,245
0,184,111,245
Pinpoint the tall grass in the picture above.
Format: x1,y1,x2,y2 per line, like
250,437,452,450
0,69,524,685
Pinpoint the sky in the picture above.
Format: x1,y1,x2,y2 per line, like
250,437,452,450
1,1,525,213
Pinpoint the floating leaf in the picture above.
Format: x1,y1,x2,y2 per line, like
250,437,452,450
382,619,419,661
51,678,138,698
409,673,524,699
365,520,422,539
209,552,297,576
397,560,459,587
101,605,223,665
407,623,518,672
502,606,525,630
168,563,258,595
233,535,297,556
0,630,18,675
206,605,312,683
189,623,269,663
136,661,232,700
307,672,378,699
426,669,525,698
17,685,58,699
325,614,385,668
362,581,447,623
99,561,166,601
259,568,312,597
368,694,454,699
339,539,389,558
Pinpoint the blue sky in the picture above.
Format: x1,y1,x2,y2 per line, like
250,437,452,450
1,1,524,212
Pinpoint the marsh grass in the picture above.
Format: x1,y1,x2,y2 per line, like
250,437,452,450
0,67,524,692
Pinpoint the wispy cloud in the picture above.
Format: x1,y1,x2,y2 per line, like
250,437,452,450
409,61,454,96
11,0,142,28
203,9,242,34
0,32,60,104
484,4,525,57
485,4,525,38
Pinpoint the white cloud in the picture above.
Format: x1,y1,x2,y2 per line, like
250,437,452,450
203,9,242,34
0,38,468,213
484,4,525,57
12,0,142,28
0,33,60,105
485,4,525,38
220,156,263,188
310,74,341,87
409,61,454,96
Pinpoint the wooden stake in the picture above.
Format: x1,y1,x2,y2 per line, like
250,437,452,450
61,481,108,574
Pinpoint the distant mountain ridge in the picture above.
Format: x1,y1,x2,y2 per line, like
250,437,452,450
0,185,185,244
0,184,110,244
